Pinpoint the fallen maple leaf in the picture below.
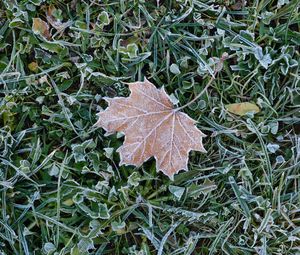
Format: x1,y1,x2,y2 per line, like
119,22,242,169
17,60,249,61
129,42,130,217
96,78,207,179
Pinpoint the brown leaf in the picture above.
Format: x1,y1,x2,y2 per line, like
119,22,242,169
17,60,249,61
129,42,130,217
96,78,206,179
46,6,70,35
230,0,246,10
226,102,260,116
28,61,39,72
32,18,51,39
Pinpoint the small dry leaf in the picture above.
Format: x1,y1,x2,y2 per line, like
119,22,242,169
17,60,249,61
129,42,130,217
46,6,70,35
32,18,51,39
39,75,49,85
96,78,206,179
230,0,246,10
28,62,39,72
226,102,260,116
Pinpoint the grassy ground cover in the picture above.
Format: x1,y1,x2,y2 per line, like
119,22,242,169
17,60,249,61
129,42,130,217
0,0,299,254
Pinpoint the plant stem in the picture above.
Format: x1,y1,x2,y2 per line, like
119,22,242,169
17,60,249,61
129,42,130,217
175,74,215,111
175,52,228,111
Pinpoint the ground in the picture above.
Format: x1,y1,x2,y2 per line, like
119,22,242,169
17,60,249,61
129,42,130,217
0,0,299,254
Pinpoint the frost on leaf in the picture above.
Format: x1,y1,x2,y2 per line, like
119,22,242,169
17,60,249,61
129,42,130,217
96,78,206,179
32,18,51,39
226,102,260,116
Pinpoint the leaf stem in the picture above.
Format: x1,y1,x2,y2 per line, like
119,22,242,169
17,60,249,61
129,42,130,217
175,52,228,112
175,74,215,112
